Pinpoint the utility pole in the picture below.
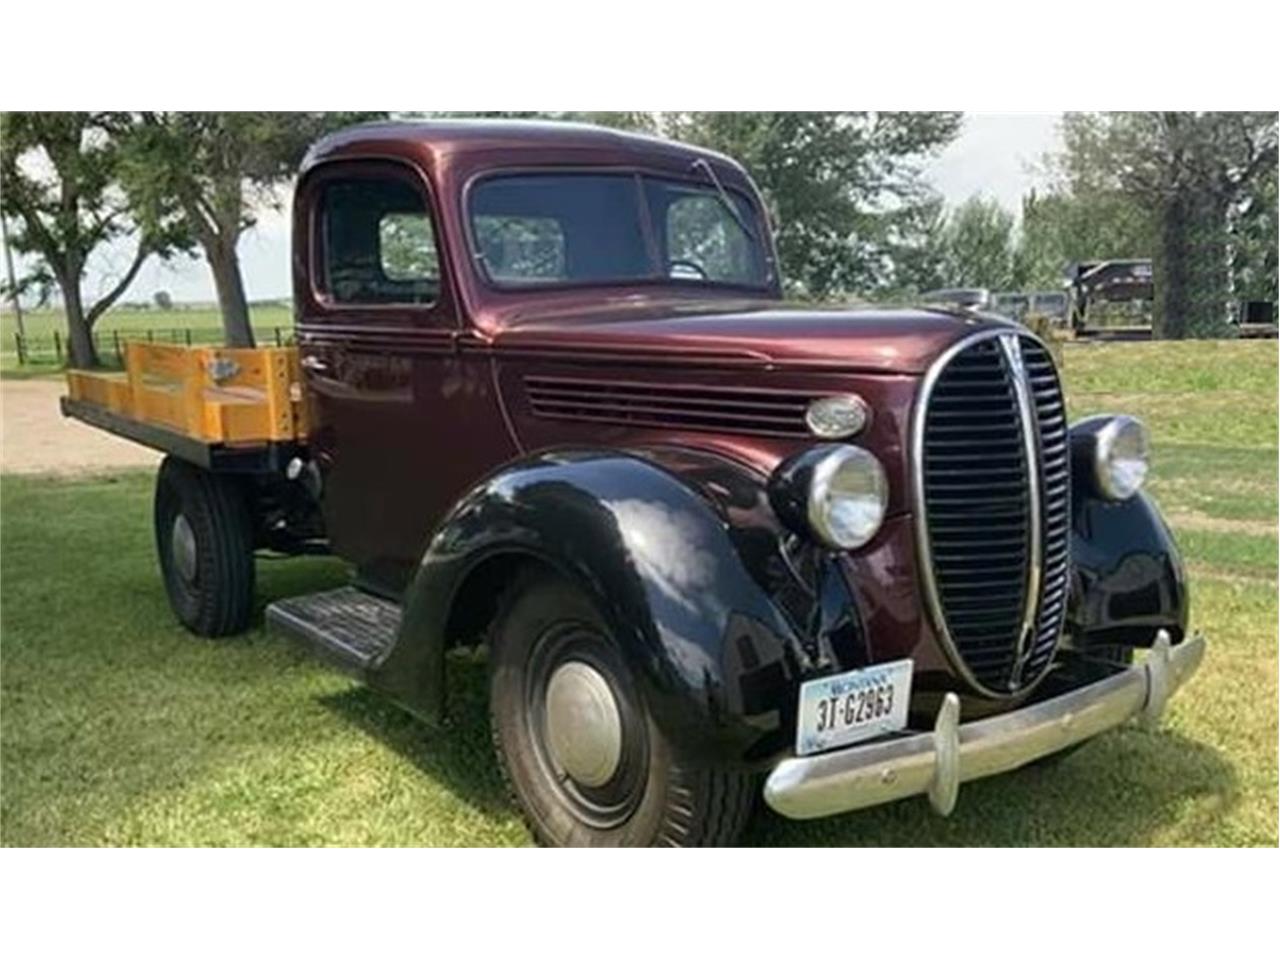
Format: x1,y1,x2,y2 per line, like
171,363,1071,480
0,212,24,338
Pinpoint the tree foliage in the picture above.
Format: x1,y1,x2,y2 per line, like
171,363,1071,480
0,112,188,366
1047,112,1277,337
660,112,962,298
121,112,381,345
938,195,1020,291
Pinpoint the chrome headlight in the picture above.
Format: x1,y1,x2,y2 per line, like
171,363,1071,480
769,445,888,550
1076,415,1150,500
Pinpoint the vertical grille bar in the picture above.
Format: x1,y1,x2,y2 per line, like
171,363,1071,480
998,333,1042,685
1020,336,1071,679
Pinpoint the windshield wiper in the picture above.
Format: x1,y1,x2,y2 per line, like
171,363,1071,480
691,157,757,243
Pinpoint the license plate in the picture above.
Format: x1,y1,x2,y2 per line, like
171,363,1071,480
795,659,913,757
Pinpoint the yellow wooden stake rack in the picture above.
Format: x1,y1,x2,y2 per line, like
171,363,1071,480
65,342,310,445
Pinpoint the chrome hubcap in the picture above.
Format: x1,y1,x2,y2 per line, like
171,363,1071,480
544,661,623,787
171,514,198,585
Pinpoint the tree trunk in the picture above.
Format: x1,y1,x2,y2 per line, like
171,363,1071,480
1155,189,1231,339
59,274,99,368
206,237,255,348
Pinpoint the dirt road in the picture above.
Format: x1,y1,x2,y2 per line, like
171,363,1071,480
1,377,160,475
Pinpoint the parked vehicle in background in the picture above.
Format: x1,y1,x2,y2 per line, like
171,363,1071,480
991,290,1069,328
921,287,990,309
60,120,1205,846
1065,259,1155,338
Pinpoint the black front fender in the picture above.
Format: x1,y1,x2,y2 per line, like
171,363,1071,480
1067,431,1190,646
369,448,829,765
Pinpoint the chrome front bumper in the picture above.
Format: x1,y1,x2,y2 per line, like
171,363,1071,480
764,630,1206,820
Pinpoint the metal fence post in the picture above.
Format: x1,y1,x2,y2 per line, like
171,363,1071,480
274,327,282,347
14,331,25,365
185,328,192,346
53,330,62,364
113,330,122,365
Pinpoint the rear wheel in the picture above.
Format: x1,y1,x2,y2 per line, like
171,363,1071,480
488,572,755,847
154,456,255,637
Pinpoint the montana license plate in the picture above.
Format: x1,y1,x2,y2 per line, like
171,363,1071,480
795,659,913,756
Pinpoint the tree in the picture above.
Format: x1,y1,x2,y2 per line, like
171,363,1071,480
1232,160,1278,307
1053,112,1277,338
123,113,380,346
658,112,962,298
937,195,1019,291
882,193,950,296
1016,187,1156,291
0,113,185,367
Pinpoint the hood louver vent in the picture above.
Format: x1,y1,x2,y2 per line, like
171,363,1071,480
524,376,811,437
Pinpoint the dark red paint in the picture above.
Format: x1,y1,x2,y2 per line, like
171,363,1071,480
292,120,982,663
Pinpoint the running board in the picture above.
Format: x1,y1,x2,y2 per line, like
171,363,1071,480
267,586,401,677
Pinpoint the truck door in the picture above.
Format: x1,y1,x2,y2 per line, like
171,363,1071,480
295,160,514,596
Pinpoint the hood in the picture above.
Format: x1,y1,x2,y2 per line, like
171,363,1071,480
487,295,1011,375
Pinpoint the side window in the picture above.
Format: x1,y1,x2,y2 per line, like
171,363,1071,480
319,175,440,306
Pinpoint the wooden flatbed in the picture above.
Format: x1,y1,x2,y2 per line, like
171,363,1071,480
61,341,310,472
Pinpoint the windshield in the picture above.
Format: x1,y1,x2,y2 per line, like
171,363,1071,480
468,172,770,290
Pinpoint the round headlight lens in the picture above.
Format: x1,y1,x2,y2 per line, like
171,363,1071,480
1095,415,1150,500
807,446,888,549
805,394,870,439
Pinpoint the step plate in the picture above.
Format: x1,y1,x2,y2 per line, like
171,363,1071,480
267,586,401,674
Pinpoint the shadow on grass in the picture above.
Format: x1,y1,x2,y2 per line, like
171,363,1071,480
744,726,1239,847
316,654,516,822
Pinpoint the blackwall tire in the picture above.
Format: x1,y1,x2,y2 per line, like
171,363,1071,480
153,456,255,637
488,572,755,847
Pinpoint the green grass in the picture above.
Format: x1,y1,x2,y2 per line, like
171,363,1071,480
1,340,1276,846
1,305,294,376
1,305,294,342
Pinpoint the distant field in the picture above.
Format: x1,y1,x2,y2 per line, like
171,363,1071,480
0,339,1275,846
1,305,294,370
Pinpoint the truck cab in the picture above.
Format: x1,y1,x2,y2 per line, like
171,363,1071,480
62,120,1204,846
292,120,783,595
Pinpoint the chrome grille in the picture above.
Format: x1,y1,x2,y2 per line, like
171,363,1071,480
915,331,1070,696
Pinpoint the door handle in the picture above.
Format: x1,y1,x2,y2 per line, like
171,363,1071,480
300,355,329,374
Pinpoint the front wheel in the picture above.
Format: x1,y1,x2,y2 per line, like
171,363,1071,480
154,456,256,637
488,572,755,847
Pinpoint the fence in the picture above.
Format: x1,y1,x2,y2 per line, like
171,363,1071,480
9,326,295,367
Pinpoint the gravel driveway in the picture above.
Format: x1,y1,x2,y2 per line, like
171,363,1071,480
1,377,160,475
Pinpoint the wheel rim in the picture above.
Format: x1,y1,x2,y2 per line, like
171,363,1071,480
171,513,198,586
524,623,648,829
544,661,623,788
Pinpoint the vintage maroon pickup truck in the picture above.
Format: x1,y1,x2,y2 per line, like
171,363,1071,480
63,120,1204,846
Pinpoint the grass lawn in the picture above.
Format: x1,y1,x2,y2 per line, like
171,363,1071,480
1,305,294,376
1,340,1275,846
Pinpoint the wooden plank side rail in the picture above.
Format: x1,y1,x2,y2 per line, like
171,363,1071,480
65,343,309,445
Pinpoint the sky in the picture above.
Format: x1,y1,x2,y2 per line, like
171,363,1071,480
6,113,1064,307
